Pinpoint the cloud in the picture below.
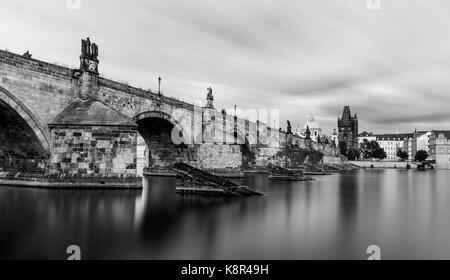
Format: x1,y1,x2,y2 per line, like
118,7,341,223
1,0,450,134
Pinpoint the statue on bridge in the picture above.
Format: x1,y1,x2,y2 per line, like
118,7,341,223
23,51,32,58
205,86,214,108
80,37,99,74
287,120,292,135
81,37,98,59
91,43,98,58
81,38,89,56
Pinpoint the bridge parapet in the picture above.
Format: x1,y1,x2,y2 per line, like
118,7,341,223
0,49,74,79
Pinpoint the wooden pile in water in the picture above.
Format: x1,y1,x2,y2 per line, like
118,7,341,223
171,162,263,197
267,164,315,181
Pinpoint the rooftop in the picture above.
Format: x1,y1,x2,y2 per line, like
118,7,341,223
374,133,413,140
431,130,450,139
359,131,374,137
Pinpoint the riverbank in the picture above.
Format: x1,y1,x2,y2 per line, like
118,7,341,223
349,161,417,169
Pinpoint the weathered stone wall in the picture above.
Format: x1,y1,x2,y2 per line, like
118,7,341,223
0,50,77,141
323,155,342,165
196,144,242,169
96,78,290,151
49,125,137,176
266,145,323,167
97,78,197,127
251,129,285,166
146,133,195,168
253,147,281,166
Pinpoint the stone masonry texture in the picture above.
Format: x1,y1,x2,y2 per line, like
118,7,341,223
49,125,137,176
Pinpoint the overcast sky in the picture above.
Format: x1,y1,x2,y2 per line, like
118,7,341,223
1,0,450,134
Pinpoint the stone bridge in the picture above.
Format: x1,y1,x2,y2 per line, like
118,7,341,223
0,38,337,185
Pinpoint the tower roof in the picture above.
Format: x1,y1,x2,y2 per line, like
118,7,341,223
339,105,358,121
341,105,352,120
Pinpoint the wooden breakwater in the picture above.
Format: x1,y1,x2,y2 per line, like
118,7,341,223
267,164,315,181
170,162,263,197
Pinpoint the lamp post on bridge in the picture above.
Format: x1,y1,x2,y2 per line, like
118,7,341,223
155,76,162,110
158,76,161,95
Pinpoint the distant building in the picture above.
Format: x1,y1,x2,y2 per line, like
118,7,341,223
403,130,431,161
338,105,358,153
412,130,431,157
429,130,450,169
375,133,412,161
404,136,413,161
357,130,412,160
302,114,321,142
330,128,338,146
294,114,322,143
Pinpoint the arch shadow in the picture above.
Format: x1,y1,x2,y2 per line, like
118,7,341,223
133,110,192,168
0,85,50,150
0,85,50,171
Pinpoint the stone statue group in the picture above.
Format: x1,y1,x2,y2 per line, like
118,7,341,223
81,37,98,59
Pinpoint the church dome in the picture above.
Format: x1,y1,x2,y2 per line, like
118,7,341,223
303,114,320,130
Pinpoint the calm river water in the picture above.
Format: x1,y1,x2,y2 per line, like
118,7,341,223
1,169,450,259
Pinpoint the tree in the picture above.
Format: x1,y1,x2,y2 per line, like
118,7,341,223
347,148,361,160
396,149,409,161
339,141,348,157
359,139,370,159
414,150,429,162
359,139,383,159
372,147,387,160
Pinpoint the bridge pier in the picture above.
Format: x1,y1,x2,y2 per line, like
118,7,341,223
35,38,142,187
45,99,141,187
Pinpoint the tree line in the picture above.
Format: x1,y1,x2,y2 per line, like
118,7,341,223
339,139,429,162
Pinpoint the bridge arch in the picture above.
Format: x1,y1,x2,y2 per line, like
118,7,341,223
133,110,192,169
133,110,183,130
0,85,50,171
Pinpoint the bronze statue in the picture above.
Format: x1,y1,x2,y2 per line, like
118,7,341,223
81,37,98,59
23,51,32,58
205,87,214,108
81,39,86,54
91,43,98,58
287,120,292,134
207,87,213,100
86,37,91,56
